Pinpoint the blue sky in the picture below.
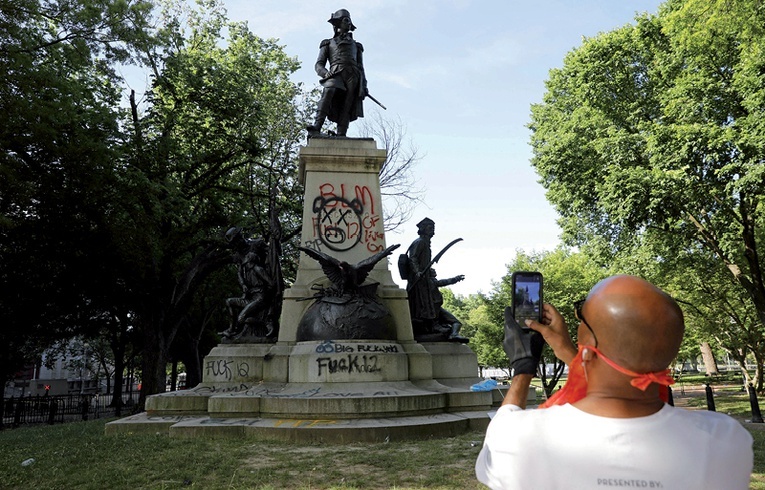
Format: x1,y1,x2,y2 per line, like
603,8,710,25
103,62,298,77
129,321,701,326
202,1,666,295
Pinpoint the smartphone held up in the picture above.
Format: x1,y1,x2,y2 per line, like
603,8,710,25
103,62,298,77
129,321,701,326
511,272,543,329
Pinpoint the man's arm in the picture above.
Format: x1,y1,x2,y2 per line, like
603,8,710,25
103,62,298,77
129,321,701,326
356,41,367,95
314,40,330,78
434,274,464,287
502,307,544,410
501,373,533,409
527,303,577,365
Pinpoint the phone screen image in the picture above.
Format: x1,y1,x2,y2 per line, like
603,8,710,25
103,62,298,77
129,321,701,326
512,273,543,326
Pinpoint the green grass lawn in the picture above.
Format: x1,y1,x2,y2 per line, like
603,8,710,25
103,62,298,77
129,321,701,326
0,419,487,490
1,393,764,490
676,372,748,386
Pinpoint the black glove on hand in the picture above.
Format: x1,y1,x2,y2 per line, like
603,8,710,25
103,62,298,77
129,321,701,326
503,306,545,376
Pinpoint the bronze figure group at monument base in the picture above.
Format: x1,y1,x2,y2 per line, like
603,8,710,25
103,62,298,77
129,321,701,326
220,219,467,344
219,227,282,343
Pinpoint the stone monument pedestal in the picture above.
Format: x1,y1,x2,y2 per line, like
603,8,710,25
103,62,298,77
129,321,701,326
106,138,492,442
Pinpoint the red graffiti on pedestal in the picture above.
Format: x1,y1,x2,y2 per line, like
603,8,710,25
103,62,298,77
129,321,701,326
310,183,384,253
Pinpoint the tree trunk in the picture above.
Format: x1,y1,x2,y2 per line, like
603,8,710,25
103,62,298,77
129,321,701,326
181,310,213,388
691,359,699,373
754,350,764,392
170,360,178,391
0,374,7,429
96,354,113,395
540,354,565,398
138,318,170,409
110,352,125,409
126,360,135,402
183,338,203,388
139,344,168,409
700,342,719,376
135,245,229,408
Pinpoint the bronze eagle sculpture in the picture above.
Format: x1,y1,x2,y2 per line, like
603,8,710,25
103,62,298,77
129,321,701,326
298,244,401,297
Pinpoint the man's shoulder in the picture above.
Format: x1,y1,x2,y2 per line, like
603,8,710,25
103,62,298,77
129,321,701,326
491,403,572,425
408,237,427,250
665,405,752,439
319,38,331,48
484,404,574,444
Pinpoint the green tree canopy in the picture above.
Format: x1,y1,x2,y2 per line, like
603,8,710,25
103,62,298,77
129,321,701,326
529,0,765,389
0,0,156,387
474,248,607,396
0,0,311,404
118,0,307,401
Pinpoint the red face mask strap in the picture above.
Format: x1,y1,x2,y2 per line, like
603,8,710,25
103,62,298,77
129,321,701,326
588,346,675,391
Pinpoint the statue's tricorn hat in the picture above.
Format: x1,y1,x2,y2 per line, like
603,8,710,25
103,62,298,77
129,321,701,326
416,217,435,230
328,9,356,30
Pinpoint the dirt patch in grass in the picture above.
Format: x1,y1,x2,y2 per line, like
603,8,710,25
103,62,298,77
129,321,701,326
244,454,278,468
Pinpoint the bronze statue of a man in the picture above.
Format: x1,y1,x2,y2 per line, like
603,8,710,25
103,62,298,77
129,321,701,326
307,9,368,137
403,218,468,343
406,218,437,324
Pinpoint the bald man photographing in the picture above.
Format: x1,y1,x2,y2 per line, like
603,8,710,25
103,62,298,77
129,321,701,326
476,275,753,489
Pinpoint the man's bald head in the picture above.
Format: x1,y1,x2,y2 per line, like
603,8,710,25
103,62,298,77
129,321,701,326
584,275,684,372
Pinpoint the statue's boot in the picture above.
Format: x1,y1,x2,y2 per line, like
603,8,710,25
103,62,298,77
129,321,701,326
336,116,349,137
448,322,469,343
307,112,326,135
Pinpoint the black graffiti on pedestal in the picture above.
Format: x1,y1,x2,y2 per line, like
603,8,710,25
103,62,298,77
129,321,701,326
312,195,364,252
205,359,250,381
314,340,399,354
316,354,381,376
192,384,250,394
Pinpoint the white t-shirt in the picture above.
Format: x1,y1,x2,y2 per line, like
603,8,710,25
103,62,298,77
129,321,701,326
475,403,753,490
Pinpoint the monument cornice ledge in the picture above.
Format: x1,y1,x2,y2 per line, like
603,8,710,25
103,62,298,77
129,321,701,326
301,159,383,176
298,138,387,183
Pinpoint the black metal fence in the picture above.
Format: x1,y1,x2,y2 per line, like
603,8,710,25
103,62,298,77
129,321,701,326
1,393,139,429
